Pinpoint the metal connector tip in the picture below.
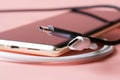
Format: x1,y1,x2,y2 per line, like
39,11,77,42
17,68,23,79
39,26,51,32
39,25,54,35
39,26,44,31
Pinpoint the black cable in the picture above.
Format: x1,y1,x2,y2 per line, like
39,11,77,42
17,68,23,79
74,5,120,11
71,8,120,45
0,5,120,45
71,8,110,23
53,23,120,46
88,37,120,45
0,5,120,12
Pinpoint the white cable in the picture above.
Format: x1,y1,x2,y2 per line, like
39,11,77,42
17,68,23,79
0,45,113,63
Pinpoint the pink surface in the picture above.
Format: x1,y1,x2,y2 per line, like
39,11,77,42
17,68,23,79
0,0,120,80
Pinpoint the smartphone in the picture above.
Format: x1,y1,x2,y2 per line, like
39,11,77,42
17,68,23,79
0,10,120,57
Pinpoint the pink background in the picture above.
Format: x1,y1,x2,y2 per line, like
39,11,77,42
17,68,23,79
0,0,120,80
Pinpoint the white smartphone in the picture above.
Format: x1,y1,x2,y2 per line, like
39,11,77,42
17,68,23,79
0,10,120,57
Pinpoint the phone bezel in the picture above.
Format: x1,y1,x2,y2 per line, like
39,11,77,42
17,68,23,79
0,39,71,56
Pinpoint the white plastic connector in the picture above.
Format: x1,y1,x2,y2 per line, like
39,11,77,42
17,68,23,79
67,36,98,51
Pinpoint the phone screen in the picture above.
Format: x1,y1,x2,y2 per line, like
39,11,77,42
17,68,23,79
0,10,119,46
